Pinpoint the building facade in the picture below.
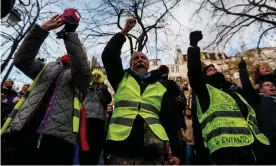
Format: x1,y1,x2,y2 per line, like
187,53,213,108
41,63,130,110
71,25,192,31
149,46,229,86
149,46,276,87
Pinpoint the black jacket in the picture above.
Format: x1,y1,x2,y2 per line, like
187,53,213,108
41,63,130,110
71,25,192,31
239,67,276,144
101,32,183,158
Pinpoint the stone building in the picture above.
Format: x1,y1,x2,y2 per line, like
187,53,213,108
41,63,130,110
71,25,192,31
149,46,276,87
149,45,229,86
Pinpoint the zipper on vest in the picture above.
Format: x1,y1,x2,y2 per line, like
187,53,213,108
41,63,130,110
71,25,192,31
250,145,257,161
37,134,43,149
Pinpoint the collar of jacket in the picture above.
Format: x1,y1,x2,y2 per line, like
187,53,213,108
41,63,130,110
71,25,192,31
129,68,151,80
259,93,276,103
126,68,162,82
88,84,101,91
56,57,69,67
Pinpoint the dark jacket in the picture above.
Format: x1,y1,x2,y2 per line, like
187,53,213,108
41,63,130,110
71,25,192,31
1,102,15,126
4,24,91,145
101,33,183,158
83,84,112,121
239,67,276,144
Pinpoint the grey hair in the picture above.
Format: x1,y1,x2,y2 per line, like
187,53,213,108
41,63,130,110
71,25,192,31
129,51,148,67
129,54,134,67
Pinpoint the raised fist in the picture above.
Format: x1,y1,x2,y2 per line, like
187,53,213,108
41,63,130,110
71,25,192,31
189,31,203,47
64,16,79,32
238,57,247,69
121,18,136,34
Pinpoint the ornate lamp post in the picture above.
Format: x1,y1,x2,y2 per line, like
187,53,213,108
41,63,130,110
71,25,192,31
1,8,22,26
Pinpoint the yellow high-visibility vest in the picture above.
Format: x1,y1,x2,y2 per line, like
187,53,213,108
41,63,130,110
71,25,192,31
196,84,270,154
107,72,169,141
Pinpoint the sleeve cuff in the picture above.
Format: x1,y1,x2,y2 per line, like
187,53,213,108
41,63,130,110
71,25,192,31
35,24,50,35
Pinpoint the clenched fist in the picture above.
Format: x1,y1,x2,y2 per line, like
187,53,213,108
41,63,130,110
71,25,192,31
189,31,203,47
121,18,136,35
238,57,247,69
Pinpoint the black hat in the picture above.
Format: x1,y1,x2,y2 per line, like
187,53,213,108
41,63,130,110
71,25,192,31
1,87,17,96
202,64,215,76
258,75,276,86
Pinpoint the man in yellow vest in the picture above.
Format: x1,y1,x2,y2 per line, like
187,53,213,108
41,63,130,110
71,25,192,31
187,31,271,164
101,18,182,165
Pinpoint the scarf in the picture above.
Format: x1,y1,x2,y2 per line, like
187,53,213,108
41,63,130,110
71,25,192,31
60,54,89,151
80,104,89,151
60,54,70,64
130,69,151,80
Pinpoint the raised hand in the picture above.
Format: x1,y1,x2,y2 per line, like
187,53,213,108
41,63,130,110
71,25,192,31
121,18,136,35
238,57,247,69
41,15,64,31
189,31,203,47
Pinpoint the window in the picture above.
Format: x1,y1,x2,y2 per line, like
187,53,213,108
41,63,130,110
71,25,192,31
176,66,179,72
153,61,157,65
171,67,174,72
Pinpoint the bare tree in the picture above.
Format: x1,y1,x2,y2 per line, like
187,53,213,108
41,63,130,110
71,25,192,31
193,0,276,50
1,0,59,74
79,0,181,56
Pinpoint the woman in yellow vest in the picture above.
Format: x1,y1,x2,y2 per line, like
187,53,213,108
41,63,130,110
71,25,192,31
187,31,271,164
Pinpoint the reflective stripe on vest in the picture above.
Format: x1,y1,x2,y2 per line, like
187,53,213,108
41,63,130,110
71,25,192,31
206,127,252,141
110,117,160,126
115,100,160,116
200,111,244,129
196,84,270,154
107,72,169,141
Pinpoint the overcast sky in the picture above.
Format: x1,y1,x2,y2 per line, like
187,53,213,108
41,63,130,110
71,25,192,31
1,0,275,85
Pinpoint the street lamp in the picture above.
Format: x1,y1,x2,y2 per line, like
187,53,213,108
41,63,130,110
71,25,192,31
1,8,22,26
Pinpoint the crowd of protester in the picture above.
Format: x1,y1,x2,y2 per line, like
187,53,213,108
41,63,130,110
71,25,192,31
1,13,276,165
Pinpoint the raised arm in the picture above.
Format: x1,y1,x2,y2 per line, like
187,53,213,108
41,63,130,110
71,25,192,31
64,34,91,97
238,58,259,105
14,15,63,80
187,31,210,113
101,18,136,91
